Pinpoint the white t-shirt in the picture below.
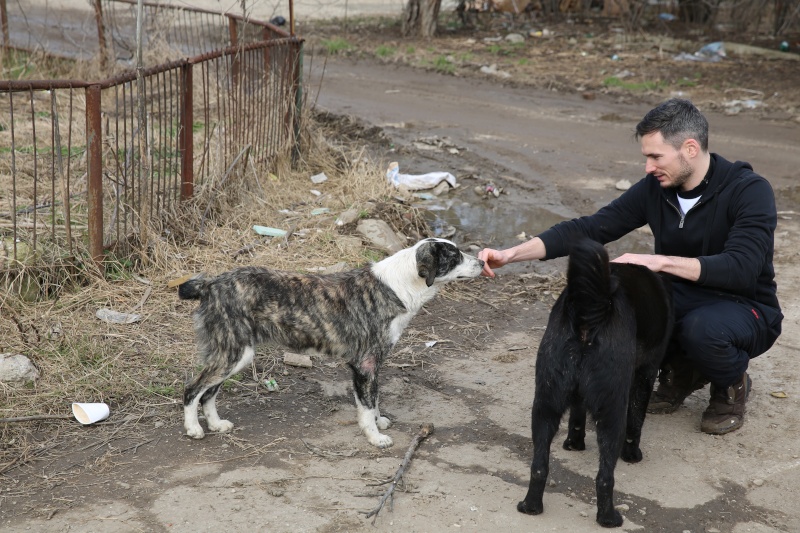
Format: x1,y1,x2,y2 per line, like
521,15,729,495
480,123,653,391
678,195,701,214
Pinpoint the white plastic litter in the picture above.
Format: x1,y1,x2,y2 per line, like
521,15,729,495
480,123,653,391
96,308,141,324
673,41,726,63
386,162,457,191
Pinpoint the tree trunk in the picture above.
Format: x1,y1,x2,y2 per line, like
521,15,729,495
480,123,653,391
677,0,711,23
402,0,442,38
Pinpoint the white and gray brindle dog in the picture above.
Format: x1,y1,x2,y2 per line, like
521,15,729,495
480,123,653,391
178,238,484,448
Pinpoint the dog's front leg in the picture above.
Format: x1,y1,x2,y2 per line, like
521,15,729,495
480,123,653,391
351,357,392,448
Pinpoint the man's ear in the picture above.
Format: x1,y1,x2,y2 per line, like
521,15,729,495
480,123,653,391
683,138,701,159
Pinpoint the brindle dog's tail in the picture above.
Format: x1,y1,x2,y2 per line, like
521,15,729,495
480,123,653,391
178,275,209,300
565,238,615,344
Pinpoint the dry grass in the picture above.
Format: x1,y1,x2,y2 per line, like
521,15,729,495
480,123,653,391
0,107,435,478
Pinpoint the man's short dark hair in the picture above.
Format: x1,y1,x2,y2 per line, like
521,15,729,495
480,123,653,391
635,98,709,152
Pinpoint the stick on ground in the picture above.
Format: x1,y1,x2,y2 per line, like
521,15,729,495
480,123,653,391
0,414,72,423
364,422,434,523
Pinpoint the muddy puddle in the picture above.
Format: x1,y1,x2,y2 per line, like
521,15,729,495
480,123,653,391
421,197,567,249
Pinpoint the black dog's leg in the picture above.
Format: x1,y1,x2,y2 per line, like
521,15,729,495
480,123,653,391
593,406,626,527
563,395,587,451
350,356,392,448
518,400,562,516
621,364,659,463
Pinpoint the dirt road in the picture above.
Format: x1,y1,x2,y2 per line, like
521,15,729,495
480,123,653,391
4,56,800,532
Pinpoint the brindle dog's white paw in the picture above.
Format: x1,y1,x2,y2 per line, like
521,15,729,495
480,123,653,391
186,424,205,439
377,416,392,430
208,419,234,433
370,433,393,448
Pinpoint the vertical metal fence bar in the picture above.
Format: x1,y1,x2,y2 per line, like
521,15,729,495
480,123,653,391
9,90,18,261
281,45,292,151
265,46,274,160
155,70,164,215
215,56,227,176
50,91,57,241
113,84,122,247
146,75,155,220
128,80,136,239
273,45,284,156
121,82,129,241
86,84,104,264
132,80,141,228
166,68,174,210
165,69,172,210
200,60,210,184
180,63,193,199
266,47,276,159
65,88,74,256
260,38,272,163
292,41,303,162
28,88,38,253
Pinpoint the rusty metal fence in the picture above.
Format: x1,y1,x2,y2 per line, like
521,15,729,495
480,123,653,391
0,1,303,278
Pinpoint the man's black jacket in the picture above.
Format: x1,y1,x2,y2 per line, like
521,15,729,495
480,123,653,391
537,153,781,329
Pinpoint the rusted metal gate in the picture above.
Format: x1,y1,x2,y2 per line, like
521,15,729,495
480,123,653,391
0,1,303,277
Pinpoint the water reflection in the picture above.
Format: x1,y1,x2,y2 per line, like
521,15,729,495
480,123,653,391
420,197,568,250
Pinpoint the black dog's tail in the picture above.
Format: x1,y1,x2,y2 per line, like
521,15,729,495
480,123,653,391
177,275,209,300
565,239,614,342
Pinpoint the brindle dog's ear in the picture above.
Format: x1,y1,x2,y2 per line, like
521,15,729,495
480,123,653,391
416,242,440,287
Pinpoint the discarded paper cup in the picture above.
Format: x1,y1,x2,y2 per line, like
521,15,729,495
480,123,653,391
72,402,110,425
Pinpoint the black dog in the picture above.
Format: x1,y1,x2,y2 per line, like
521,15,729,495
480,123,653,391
518,238,673,528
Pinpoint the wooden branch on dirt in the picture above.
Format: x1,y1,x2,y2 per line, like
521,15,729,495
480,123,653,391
0,414,72,424
364,422,434,523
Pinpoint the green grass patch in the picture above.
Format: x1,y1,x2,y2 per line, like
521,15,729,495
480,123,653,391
146,384,176,396
432,55,455,74
0,145,87,157
487,42,525,56
321,37,353,54
362,248,385,263
222,373,244,391
603,76,666,92
376,45,396,58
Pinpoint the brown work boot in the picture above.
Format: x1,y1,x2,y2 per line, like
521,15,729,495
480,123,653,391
700,373,752,435
647,364,708,414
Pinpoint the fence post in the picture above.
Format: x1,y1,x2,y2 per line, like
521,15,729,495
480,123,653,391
180,63,194,199
92,0,108,68
86,84,104,266
227,15,240,88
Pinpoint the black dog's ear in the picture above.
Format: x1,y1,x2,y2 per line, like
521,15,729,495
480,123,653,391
416,242,440,287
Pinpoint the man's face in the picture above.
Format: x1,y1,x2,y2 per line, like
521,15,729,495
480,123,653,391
640,132,694,190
